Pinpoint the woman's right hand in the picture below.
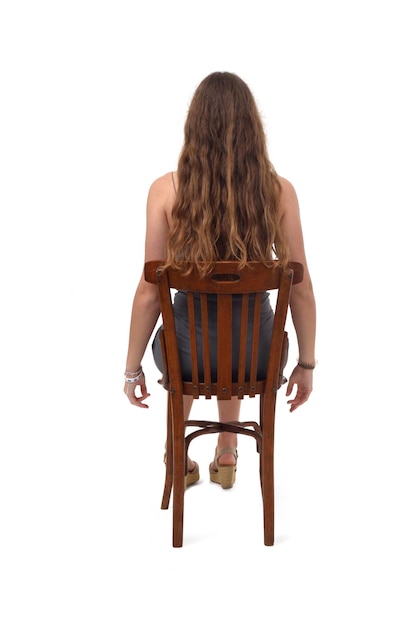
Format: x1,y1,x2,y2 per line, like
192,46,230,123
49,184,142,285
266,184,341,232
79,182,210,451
124,374,150,409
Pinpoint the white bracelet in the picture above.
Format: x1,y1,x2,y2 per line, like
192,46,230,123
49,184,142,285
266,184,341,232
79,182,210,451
124,366,143,383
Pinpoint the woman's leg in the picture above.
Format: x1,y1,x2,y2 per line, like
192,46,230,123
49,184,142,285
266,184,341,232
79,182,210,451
165,396,195,472
183,395,193,420
182,396,196,472
216,397,241,465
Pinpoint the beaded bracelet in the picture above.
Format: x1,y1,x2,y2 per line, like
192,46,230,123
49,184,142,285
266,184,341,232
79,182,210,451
297,360,316,370
124,366,143,383
125,368,142,376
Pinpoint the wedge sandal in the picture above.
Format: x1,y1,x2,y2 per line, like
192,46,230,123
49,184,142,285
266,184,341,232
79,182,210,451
209,447,238,489
164,454,200,490
185,461,200,488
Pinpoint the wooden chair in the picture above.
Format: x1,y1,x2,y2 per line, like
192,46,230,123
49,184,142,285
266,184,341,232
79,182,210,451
144,260,303,547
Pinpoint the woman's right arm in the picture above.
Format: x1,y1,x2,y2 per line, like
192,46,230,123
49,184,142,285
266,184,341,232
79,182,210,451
278,177,317,412
124,174,173,408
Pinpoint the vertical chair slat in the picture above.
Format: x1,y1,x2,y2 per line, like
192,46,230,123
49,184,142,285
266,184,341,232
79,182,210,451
187,292,200,399
200,294,212,398
248,293,262,398
237,293,249,399
217,294,233,400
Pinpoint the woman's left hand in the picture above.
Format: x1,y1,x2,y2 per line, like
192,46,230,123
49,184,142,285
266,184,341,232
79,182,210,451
286,366,313,412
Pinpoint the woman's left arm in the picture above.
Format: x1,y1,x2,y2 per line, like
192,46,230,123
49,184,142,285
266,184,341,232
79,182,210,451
278,176,317,412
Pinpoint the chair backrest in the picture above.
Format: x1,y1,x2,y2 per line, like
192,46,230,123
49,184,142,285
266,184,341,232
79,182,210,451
145,261,303,401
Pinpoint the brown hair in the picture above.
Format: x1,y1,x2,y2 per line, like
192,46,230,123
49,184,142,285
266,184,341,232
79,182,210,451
165,72,289,274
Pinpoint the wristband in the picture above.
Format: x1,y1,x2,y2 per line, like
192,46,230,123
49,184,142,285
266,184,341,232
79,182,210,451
297,360,316,370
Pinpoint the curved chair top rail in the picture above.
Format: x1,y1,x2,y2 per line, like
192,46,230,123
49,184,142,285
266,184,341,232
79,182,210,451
145,260,304,293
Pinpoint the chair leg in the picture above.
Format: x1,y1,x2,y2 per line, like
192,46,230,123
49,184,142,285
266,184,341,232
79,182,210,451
172,435,185,547
171,393,186,548
161,396,173,510
259,395,264,484
261,393,276,546
262,447,275,546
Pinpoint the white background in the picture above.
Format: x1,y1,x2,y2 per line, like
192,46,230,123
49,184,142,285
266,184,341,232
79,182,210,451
1,0,416,624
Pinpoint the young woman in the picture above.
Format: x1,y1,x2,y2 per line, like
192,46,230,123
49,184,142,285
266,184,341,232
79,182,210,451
124,72,316,488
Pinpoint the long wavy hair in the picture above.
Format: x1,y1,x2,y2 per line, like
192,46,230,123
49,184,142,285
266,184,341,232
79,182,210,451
165,72,289,274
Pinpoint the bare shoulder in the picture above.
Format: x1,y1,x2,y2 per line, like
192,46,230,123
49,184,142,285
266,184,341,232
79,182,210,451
278,175,298,200
144,173,174,260
146,172,176,232
277,175,309,265
277,175,300,222
148,172,175,204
